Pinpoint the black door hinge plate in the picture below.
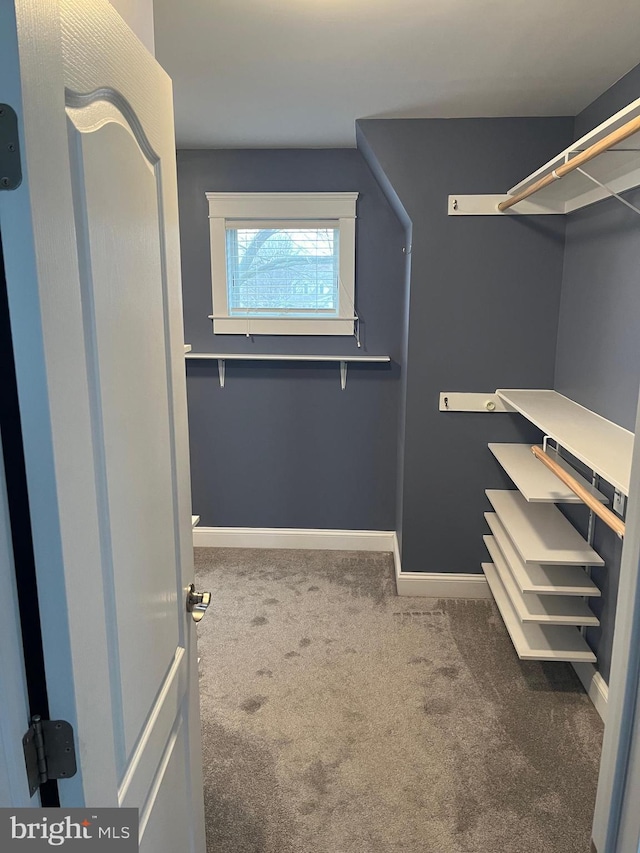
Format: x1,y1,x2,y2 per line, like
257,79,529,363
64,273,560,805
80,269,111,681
23,715,77,797
0,104,22,191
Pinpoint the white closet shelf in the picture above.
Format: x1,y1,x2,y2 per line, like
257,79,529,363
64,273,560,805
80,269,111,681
449,98,640,215
185,352,391,390
488,443,608,504
496,390,633,495
185,353,390,362
486,489,604,566
482,563,597,663
484,535,599,626
485,513,600,598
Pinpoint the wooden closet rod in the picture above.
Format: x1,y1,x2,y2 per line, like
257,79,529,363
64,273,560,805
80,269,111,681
531,446,625,538
498,114,640,212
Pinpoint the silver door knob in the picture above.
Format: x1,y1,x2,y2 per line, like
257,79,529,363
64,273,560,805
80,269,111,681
187,584,211,623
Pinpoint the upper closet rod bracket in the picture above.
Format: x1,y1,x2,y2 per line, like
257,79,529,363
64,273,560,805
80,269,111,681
438,392,514,412
447,195,561,216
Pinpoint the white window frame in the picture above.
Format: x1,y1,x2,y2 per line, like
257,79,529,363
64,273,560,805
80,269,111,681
206,192,358,336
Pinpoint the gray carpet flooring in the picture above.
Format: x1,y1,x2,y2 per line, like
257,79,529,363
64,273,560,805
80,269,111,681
194,547,603,853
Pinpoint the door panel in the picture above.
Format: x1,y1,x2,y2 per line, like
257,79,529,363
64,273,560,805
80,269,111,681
0,2,205,849
138,719,191,853
118,649,187,809
69,108,182,765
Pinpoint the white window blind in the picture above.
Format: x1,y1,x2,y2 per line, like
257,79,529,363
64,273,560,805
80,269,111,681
226,225,340,316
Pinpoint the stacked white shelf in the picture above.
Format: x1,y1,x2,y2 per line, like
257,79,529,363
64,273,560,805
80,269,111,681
478,389,634,663
484,512,601,599
488,443,607,504
483,485,601,662
485,489,604,567
481,563,597,663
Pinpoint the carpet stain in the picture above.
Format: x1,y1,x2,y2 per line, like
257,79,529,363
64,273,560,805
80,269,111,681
423,697,452,715
195,547,603,853
240,695,268,714
436,665,460,679
302,760,332,795
200,718,299,853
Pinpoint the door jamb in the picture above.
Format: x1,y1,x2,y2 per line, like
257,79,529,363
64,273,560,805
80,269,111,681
592,385,640,852
0,232,58,806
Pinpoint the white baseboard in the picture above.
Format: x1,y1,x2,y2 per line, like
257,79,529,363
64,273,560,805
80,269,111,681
193,526,396,552
193,527,489,600
393,534,493,598
395,572,492,598
572,661,608,723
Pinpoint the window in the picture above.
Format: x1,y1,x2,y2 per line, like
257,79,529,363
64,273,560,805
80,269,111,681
206,192,358,336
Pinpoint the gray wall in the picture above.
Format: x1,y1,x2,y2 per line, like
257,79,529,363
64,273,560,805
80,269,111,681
554,63,640,682
177,149,407,529
555,193,640,430
556,62,640,431
357,117,574,574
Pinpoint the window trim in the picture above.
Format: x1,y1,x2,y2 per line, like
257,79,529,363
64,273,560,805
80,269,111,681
206,192,358,336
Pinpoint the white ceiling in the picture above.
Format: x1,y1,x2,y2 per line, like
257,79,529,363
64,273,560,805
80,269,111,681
153,0,640,148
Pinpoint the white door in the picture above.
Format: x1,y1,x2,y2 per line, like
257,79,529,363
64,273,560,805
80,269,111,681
0,2,207,850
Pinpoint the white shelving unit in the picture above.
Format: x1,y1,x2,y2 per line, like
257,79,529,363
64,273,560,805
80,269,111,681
484,536,599,627
480,398,617,660
482,563,597,663
486,489,604,566
185,352,391,389
447,98,640,666
485,513,601,598
496,390,633,495
488,443,608,504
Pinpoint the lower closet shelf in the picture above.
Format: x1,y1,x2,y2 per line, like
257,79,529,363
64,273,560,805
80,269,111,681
485,513,601,598
482,563,597,663
486,489,604,566
484,535,599,626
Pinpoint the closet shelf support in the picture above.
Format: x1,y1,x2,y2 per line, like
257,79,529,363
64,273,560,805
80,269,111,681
574,167,640,217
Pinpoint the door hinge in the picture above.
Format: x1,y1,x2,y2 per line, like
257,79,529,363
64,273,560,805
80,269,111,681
0,104,22,190
23,715,77,797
